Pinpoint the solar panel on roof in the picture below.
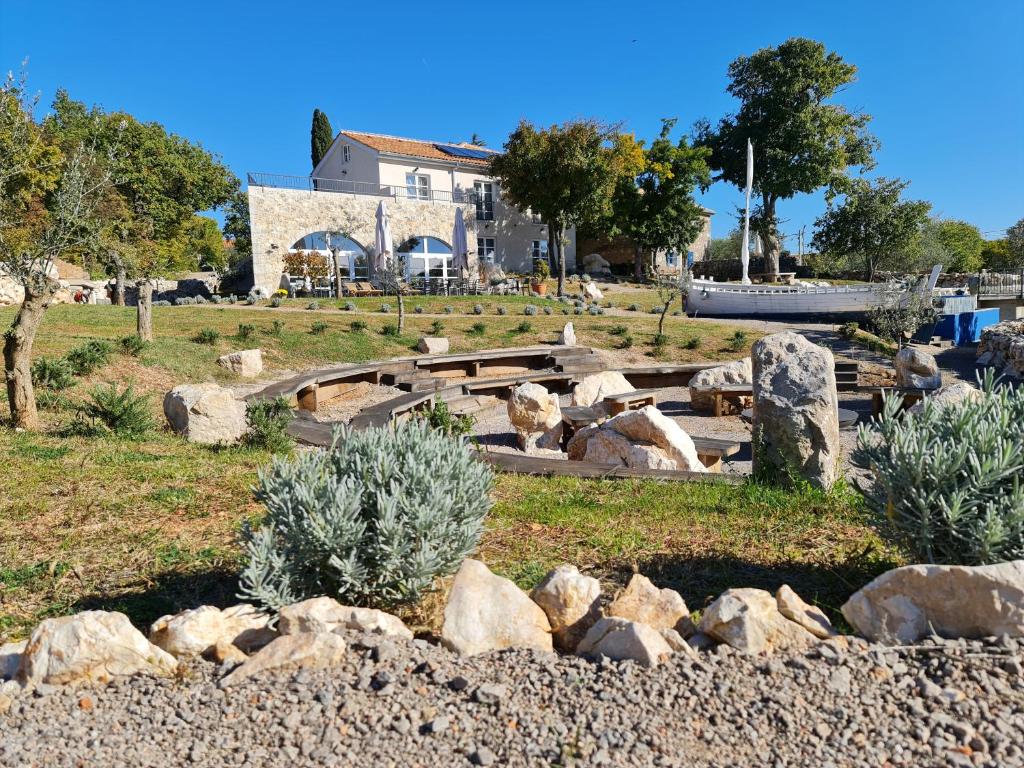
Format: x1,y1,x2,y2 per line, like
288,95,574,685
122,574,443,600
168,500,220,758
433,144,492,160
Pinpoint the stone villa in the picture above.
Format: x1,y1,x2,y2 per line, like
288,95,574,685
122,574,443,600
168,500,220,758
247,131,576,295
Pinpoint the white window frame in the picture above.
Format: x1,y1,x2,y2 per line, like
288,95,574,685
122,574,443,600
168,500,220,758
530,239,548,263
342,145,351,163
477,237,495,261
474,181,494,220
406,173,430,200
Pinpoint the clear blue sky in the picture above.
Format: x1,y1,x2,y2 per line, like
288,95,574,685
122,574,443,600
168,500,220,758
2,0,1022,248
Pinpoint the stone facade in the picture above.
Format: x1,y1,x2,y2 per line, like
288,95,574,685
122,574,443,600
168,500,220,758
576,212,712,274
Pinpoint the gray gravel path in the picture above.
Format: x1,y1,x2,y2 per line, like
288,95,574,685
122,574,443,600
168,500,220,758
3,632,1021,767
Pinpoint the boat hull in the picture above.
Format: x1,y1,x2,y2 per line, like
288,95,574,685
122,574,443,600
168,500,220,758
685,281,891,319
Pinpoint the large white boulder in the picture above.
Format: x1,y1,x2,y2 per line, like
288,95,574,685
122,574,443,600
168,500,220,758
558,322,577,346
277,596,412,639
841,561,1024,644
582,281,604,302
582,253,611,275
698,588,817,655
530,564,601,652
895,347,942,390
18,611,177,686
606,574,692,635
217,349,263,378
909,381,980,414
751,332,840,490
605,406,706,473
507,382,562,451
576,618,673,667
688,358,752,414
0,276,25,306
441,559,553,656
417,336,450,355
572,372,634,408
163,383,248,445
149,604,274,658
219,632,347,688
570,427,677,470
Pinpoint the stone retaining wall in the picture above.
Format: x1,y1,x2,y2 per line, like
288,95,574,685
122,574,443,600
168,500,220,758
977,319,1024,378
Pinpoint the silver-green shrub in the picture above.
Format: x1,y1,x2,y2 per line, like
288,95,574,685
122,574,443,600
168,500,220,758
853,372,1024,565
238,421,494,611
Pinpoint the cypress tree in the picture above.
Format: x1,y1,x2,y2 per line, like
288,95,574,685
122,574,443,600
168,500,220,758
311,109,334,170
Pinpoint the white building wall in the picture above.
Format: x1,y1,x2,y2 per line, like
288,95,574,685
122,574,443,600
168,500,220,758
314,140,380,189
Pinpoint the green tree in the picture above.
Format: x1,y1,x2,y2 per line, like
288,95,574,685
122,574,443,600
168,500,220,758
1007,217,1024,267
469,133,486,147
696,37,878,276
311,109,333,170
933,219,984,273
811,177,931,281
981,239,1011,270
705,229,743,261
490,119,643,296
608,118,711,280
222,186,252,261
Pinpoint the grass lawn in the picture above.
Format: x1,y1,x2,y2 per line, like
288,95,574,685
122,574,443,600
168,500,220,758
0,301,897,641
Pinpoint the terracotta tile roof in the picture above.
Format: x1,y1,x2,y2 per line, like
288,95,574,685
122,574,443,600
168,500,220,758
339,131,498,167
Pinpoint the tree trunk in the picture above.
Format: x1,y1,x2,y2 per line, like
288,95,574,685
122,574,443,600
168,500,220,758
634,243,645,282
397,283,405,333
3,285,52,430
761,196,780,277
658,304,669,336
137,280,153,342
553,226,566,297
114,262,126,306
333,249,344,300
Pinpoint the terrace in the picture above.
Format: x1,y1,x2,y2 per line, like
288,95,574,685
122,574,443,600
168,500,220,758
247,172,479,206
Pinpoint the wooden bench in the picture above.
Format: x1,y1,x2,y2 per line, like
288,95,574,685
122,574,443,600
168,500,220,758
709,383,754,417
559,405,604,449
862,386,935,416
603,388,660,415
690,437,742,472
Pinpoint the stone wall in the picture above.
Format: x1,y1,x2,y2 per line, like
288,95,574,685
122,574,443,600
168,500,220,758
248,186,482,296
977,319,1024,378
576,214,712,274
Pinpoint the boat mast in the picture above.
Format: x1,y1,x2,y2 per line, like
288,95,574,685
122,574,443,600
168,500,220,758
740,139,753,285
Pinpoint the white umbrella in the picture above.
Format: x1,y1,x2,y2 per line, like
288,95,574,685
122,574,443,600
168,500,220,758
451,207,469,273
374,200,392,274
740,138,753,285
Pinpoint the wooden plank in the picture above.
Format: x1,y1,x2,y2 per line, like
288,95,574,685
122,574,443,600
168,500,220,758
603,387,663,402
474,450,744,485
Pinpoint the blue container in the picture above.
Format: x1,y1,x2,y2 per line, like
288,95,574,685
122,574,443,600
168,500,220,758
930,309,999,345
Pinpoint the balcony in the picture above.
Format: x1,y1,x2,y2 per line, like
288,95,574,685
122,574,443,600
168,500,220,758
247,173,477,205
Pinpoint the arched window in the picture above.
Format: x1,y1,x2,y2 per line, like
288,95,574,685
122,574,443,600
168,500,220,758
398,236,453,283
290,231,369,280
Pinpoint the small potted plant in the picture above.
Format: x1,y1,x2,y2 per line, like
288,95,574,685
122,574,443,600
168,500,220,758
531,259,550,295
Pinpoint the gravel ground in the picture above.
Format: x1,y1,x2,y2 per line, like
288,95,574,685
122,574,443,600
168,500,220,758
2,632,1021,767
314,382,405,424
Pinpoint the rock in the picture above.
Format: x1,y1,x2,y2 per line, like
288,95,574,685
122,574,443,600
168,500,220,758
698,588,817,655
574,427,677,470
909,381,981,414
582,253,611,275
575,618,673,667
572,372,634,408
277,597,413,640
605,406,706,473
841,561,1024,644
659,628,701,660
149,604,274,658
977,319,1024,379
776,585,836,639
0,275,25,306
210,640,247,665
507,382,562,451
606,574,693,635
1,641,26,681
895,347,942,389
751,332,840,491
558,322,577,346
216,348,263,377
689,358,753,414
530,565,601,652
441,559,553,656
163,383,247,445
417,336,449,355
18,611,177,686
219,632,347,688
582,281,604,302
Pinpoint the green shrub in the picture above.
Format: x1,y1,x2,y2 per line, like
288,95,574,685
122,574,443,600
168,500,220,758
238,421,494,611
118,335,147,357
380,323,400,337
350,320,368,332
853,372,1024,565
627,303,641,312
524,304,537,316
65,340,112,376
418,400,474,438
244,397,294,453
496,306,507,315
430,320,444,335
444,305,454,315
840,321,859,340
414,305,424,314
31,357,75,391
343,301,356,311
619,335,634,350
473,304,484,315
380,303,391,313
683,336,702,350
70,384,155,438
468,322,486,337
561,307,570,315
306,301,320,311
652,333,668,348
513,320,533,334
609,325,628,336
543,306,553,315
236,324,256,342
268,320,285,336
270,296,282,308
726,330,748,352
649,306,664,315
310,321,329,335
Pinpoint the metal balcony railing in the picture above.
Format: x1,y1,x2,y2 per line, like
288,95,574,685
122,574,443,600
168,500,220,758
247,173,478,205
975,271,1024,299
